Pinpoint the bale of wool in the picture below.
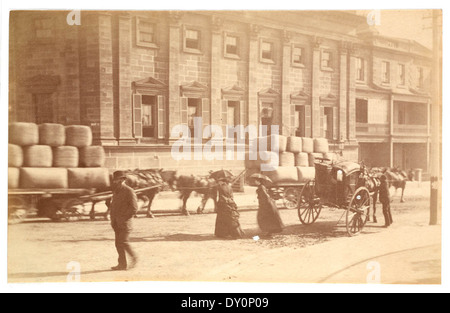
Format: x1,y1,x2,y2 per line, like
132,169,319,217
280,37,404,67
258,151,280,172
53,146,79,168
79,146,106,167
245,150,279,170
302,137,314,153
294,152,309,167
8,167,20,189
314,138,329,153
266,166,299,183
38,123,66,147
269,134,287,152
20,168,68,189
308,153,324,167
323,152,338,163
9,122,39,146
9,144,23,167
279,152,295,167
23,145,53,167
67,168,111,189
286,136,302,153
65,125,93,147
297,166,316,183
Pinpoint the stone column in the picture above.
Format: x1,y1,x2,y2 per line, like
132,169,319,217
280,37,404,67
281,30,292,136
210,16,223,128
347,45,357,142
338,41,348,141
168,11,183,142
79,12,115,145
116,12,135,145
97,12,116,145
311,36,322,138
247,24,260,133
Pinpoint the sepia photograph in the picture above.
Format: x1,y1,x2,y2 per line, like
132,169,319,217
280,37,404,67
2,1,446,294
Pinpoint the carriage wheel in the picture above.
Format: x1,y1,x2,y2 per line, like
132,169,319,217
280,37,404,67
8,196,28,224
60,198,85,222
283,187,300,209
297,180,322,225
346,187,371,236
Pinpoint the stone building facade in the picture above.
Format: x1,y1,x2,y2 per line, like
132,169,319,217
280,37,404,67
9,10,432,175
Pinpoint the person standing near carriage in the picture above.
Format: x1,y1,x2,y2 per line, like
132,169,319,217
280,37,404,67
379,174,393,227
109,170,139,270
254,176,284,236
213,177,245,239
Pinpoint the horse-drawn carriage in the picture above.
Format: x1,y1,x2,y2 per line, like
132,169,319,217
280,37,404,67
260,158,372,236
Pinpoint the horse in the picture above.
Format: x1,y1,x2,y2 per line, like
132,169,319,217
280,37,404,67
158,170,218,215
103,169,169,219
364,166,410,223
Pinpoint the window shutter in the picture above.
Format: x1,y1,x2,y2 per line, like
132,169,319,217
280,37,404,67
202,98,210,138
320,106,325,138
133,94,143,138
157,95,166,139
180,97,188,125
305,104,311,137
333,106,338,140
221,99,228,137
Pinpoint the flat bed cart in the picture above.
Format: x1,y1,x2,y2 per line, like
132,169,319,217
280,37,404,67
8,185,161,223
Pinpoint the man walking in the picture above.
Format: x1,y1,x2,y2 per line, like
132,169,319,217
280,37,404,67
109,170,138,271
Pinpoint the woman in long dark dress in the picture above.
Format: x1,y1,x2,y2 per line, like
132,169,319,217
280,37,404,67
255,179,284,235
214,178,245,239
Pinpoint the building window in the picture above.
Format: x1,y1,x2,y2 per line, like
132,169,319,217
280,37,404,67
382,61,390,84
323,107,334,140
34,18,53,39
356,99,368,123
356,57,365,81
188,98,201,137
321,50,333,70
398,64,406,86
260,102,274,133
292,45,305,67
294,105,306,137
226,101,241,139
224,34,240,58
260,40,275,63
142,95,157,138
184,28,201,53
136,18,157,48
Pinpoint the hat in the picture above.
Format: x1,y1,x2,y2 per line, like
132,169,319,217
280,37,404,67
113,170,127,181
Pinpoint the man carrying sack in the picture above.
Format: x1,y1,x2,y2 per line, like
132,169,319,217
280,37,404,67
110,170,138,271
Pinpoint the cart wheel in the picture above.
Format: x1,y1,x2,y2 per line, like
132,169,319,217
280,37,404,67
283,187,300,209
346,187,371,236
298,180,322,225
8,196,28,224
61,198,84,222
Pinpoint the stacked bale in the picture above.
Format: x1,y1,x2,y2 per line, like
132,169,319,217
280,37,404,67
245,134,337,185
8,122,109,190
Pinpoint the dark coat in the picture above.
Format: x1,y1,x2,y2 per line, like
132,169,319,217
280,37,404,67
256,185,284,233
110,182,138,229
379,180,391,204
